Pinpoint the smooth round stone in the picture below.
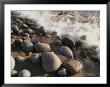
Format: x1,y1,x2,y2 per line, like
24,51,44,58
11,56,15,70
31,53,41,63
18,69,31,77
62,59,83,75
62,37,75,49
34,42,50,53
41,52,62,72
57,68,67,76
59,46,73,58
21,40,33,52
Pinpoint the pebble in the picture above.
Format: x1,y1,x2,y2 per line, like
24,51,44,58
18,69,31,77
41,52,62,72
57,68,67,76
62,37,75,49
21,40,33,52
62,59,83,75
59,46,73,58
34,42,50,53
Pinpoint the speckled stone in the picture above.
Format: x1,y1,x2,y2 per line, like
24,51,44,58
18,69,31,77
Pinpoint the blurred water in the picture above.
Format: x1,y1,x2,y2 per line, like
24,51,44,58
16,10,100,58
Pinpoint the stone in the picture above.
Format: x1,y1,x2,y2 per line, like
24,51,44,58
21,40,33,52
59,46,73,58
34,42,50,53
57,68,67,76
62,37,75,49
41,52,62,72
18,69,31,77
62,59,83,75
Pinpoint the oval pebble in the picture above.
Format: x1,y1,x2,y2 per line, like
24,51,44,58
57,68,67,76
59,46,73,58
62,37,75,49
41,52,62,72
18,69,31,77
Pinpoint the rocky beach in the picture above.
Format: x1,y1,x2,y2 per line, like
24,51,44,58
11,10,100,77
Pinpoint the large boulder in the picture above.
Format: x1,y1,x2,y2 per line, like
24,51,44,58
41,52,62,72
59,46,73,58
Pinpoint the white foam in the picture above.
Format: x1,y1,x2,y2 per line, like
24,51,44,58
17,11,100,51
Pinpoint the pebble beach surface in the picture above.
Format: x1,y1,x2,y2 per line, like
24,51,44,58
11,11,100,77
